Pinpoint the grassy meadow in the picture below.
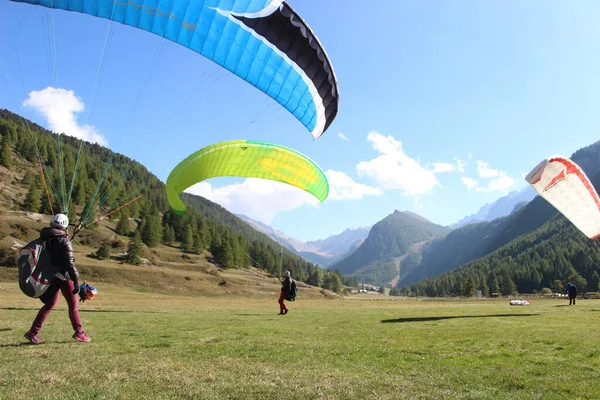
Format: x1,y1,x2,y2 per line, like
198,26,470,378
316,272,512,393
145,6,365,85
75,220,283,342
1,281,599,400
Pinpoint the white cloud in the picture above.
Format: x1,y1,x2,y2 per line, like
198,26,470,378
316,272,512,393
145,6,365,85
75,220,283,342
326,170,382,200
22,87,107,146
185,179,320,225
432,162,456,173
454,157,467,173
462,177,479,190
337,132,348,140
356,131,439,195
468,152,473,159
472,160,517,194
476,175,515,194
476,161,500,178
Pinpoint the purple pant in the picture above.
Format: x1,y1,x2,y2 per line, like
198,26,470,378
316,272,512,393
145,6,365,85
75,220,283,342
30,279,83,335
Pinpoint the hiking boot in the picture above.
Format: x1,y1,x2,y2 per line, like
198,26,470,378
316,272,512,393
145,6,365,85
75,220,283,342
72,331,91,343
24,330,42,345
284,309,288,315
278,312,285,315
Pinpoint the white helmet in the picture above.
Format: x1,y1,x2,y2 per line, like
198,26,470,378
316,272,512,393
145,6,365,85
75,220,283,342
51,213,69,230
283,270,291,278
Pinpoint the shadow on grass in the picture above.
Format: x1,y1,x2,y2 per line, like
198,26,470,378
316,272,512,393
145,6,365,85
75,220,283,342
381,313,540,323
79,309,163,314
0,340,73,348
0,307,162,314
0,343,31,348
0,328,12,332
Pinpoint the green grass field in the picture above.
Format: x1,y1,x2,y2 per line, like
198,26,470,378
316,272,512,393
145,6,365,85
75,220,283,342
1,282,599,400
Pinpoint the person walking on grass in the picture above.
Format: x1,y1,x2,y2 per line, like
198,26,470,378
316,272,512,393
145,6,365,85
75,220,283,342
278,270,292,315
278,270,297,315
24,214,91,344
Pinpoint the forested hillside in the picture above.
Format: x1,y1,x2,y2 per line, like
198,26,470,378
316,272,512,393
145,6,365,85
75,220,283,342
398,140,600,289
0,109,344,292
393,213,600,297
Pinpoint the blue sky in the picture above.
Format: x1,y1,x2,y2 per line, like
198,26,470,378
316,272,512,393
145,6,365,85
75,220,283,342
2,0,600,242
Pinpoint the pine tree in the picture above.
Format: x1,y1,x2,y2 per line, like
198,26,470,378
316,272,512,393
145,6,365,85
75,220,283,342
231,236,244,267
501,275,516,296
22,171,34,185
38,192,54,215
0,121,10,140
47,144,58,168
491,277,500,295
23,182,41,212
200,223,211,248
461,275,477,297
63,151,75,184
8,123,18,144
1,136,12,169
125,231,142,265
115,212,130,236
181,224,194,252
478,275,490,297
220,241,235,268
75,179,86,206
344,275,359,288
20,138,36,162
40,143,48,162
307,268,324,287
590,272,600,292
323,271,343,293
141,215,161,248
162,224,175,245
193,233,203,254
95,242,110,260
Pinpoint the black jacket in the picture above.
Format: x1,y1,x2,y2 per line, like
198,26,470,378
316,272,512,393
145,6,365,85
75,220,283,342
40,227,78,281
281,277,292,295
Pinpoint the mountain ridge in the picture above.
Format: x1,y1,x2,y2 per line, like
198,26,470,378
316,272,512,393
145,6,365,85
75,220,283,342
329,210,451,285
235,213,371,267
450,186,537,228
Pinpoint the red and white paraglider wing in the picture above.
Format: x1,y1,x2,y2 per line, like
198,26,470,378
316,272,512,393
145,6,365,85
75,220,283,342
525,156,600,239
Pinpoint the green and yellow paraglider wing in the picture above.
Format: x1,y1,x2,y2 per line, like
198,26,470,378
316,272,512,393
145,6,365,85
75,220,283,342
166,140,329,214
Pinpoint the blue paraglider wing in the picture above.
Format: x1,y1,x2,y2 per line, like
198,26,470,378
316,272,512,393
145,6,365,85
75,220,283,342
10,0,339,138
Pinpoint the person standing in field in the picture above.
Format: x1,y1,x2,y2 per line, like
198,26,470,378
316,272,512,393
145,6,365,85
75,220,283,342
567,282,578,305
278,270,294,315
24,214,91,344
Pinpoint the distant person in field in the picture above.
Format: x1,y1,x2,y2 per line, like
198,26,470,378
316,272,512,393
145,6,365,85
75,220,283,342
278,270,294,315
24,214,91,344
566,282,578,305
